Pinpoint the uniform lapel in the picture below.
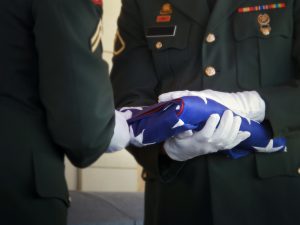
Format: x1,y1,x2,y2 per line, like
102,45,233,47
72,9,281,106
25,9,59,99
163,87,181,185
206,0,248,31
169,0,210,26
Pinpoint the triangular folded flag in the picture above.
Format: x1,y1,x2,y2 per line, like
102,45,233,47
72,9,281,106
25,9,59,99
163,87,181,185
123,96,286,159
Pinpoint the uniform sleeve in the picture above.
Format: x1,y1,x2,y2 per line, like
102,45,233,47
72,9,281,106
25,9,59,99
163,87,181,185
110,0,158,107
32,0,115,168
110,0,184,180
258,1,300,137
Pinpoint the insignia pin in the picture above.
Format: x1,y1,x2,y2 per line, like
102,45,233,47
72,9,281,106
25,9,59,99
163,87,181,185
160,3,173,15
156,3,172,23
258,13,271,36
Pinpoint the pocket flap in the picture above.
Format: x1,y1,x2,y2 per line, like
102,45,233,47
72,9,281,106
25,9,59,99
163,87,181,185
233,9,292,41
146,23,190,51
255,135,300,178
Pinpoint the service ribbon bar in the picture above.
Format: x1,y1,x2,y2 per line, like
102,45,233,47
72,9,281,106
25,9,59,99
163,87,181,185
238,2,286,13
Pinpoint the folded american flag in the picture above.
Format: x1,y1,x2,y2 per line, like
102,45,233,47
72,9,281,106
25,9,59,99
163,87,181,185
122,96,286,159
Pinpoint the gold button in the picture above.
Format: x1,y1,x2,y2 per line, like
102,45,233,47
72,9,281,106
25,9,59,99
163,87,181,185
155,41,163,49
298,168,300,175
206,33,216,43
205,66,216,77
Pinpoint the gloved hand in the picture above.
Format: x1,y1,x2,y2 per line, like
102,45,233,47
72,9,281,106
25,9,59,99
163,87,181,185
159,89,266,122
107,110,132,152
163,110,251,161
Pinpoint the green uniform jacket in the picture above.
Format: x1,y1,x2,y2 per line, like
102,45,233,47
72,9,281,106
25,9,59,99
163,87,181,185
0,0,114,224
111,0,300,224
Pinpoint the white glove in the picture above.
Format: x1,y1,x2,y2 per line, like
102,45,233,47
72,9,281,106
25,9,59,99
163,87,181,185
164,110,251,161
159,89,266,122
107,110,131,152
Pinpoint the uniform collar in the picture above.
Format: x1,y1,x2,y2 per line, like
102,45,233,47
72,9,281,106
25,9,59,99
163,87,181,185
207,0,247,31
169,0,248,30
169,0,209,26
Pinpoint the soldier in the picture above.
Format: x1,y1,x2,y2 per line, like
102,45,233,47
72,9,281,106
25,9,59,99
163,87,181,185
111,0,300,225
0,0,130,224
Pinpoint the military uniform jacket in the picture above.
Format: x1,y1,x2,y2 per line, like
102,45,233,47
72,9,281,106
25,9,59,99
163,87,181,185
111,0,300,224
0,0,115,213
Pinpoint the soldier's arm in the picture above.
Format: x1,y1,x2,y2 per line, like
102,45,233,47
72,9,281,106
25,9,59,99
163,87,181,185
111,0,158,107
257,1,300,138
111,0,185,180
32,0,115,168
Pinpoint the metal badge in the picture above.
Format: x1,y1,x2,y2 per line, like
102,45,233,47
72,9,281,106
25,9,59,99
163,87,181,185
160,3,173,15
157,3,173,23
258,13,271,36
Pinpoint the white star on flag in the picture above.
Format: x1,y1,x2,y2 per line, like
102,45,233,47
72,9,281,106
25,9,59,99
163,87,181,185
172,119,185,129
130,126,156,147
253,139,286,153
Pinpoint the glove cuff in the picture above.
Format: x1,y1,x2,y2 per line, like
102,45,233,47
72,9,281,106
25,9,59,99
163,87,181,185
235,91,265,122
163,139,186,162
107,110,130,152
